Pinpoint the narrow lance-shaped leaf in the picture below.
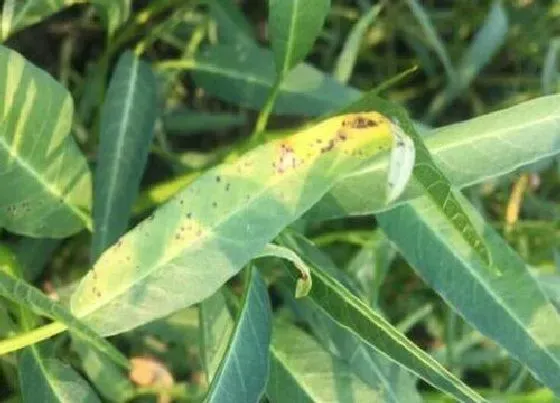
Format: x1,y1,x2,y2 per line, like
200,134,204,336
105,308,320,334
277,233,422,403
0,271,128,369
404,0,455,80
334,4,383,83
302,265,484,402
92,51,157,262
542,38,560,95
0,44,92,237
71,112,402,336
268,0,331,75
209,0,256,48
19,341,102,403
1,245,104,403
190,44,360,117
377,194,560,396
268,320,381,402
199,289,234,382
72,338,134,402
426,1,508,120
205,268,272,402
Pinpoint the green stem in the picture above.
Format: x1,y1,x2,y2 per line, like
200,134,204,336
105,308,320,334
0,322,68,356
251,78,283,144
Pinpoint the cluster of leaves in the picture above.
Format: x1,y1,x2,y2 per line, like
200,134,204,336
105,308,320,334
0,0,559,402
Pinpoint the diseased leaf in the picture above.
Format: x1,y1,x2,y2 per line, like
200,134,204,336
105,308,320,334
309,95,560,220
0,44,92,237
71,112,398,336
337,93,492,267
92,51,157,261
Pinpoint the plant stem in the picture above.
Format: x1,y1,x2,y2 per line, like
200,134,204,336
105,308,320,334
0,322,67,356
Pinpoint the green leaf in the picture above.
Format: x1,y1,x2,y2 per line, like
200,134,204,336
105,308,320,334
258,243,312,298
333,4,383,83
91,51,157,261
71,112,394,335
543,37,560,95
337,94,491,267
426,1,509,120
1,0,83,37
0,44,91,237
209,0,256,48
0,271,127,369
308,95,560,220
268,321,382,402
199,289,234,382
268,0,331,75
303,265,484,402
14,237,60,281
404,0,455,80
377,195,560,395
0,0,15,42
163,108,247,136
91,0,131,37
277,233,421,402
191,44,359,116
72,338,134,402
205,268,272,402
19,345,101,403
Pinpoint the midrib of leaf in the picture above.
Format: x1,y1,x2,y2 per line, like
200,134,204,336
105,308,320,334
429,108,560,152
0,135,91,229
96,56,139,249
281,0,299,76
79,151,353,318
